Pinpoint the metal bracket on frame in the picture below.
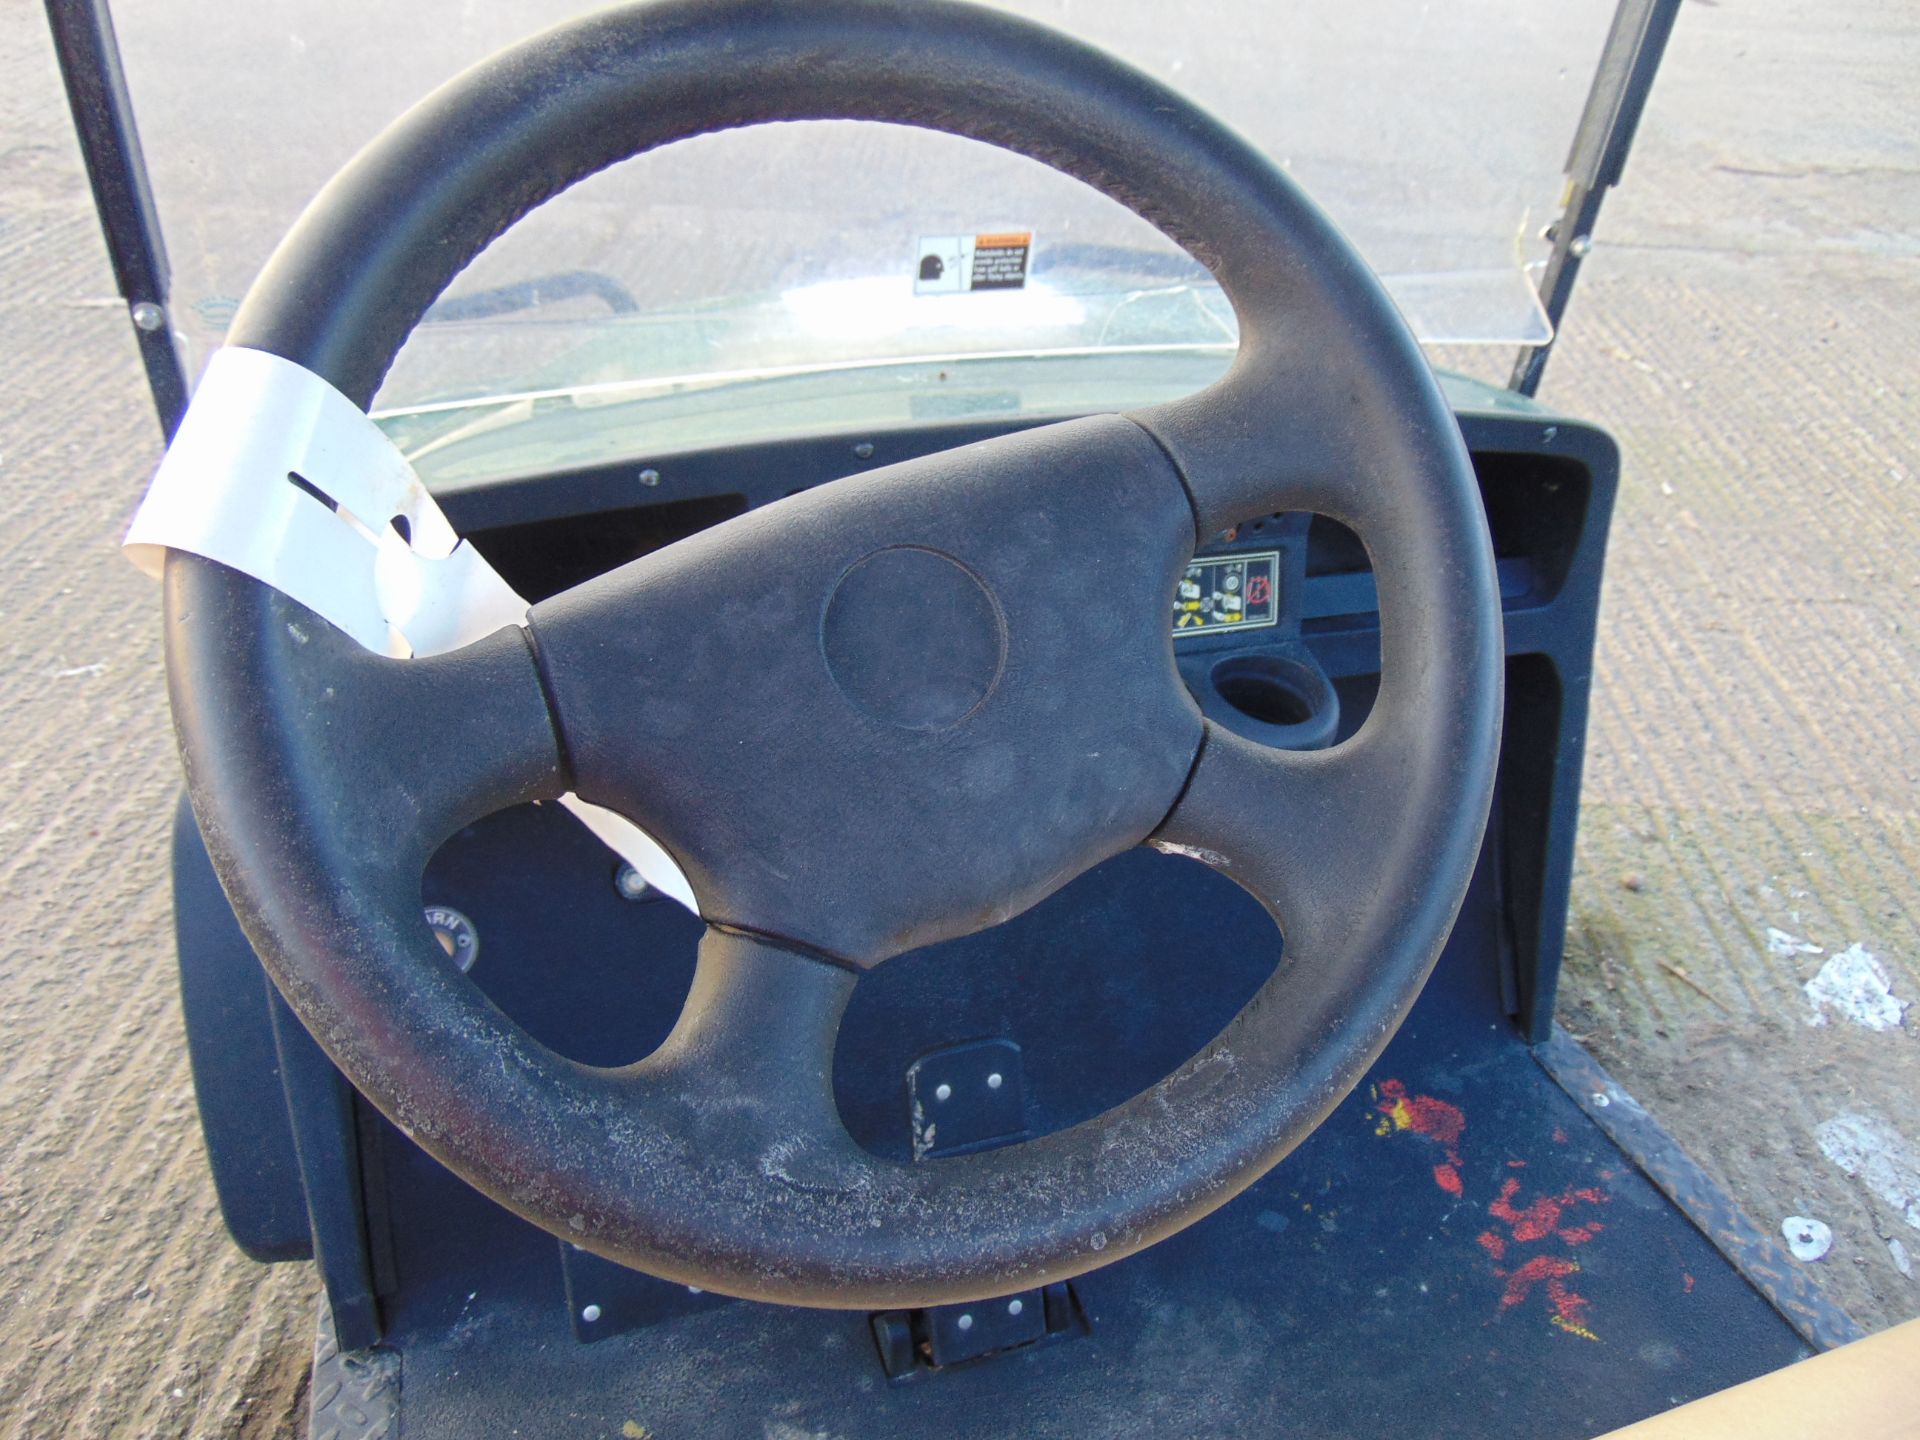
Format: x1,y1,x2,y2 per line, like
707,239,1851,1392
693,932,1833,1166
1510,0,1683,397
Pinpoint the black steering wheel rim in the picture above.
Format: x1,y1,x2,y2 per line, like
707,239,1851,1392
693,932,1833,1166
166,0,1503,1308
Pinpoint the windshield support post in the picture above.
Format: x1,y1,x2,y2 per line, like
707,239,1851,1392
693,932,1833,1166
44,0,189,439
1510,0,1681,398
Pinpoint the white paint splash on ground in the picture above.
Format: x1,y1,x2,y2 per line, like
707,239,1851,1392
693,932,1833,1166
1803,942,1908,1030
1815,1112,1920,1231
1767,926,1823,959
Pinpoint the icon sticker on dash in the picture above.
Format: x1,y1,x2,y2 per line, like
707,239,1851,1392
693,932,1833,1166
1173,551,1280,636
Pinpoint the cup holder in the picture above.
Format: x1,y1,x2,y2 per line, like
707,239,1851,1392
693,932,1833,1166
1193,645,1340,751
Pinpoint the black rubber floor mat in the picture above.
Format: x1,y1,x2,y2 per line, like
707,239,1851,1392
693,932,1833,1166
363,809,1817,1439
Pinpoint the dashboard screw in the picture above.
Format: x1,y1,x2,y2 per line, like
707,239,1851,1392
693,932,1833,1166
131,301,166,331
853,441,875,460
638,467,661,487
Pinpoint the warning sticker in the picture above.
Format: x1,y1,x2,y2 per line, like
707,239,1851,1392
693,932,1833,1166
1172,551,1280,637
914,231,1033,294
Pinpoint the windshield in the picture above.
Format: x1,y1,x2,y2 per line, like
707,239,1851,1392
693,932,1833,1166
115,0,1617,479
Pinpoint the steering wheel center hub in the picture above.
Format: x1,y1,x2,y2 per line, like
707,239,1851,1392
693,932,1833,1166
821,545,1005,731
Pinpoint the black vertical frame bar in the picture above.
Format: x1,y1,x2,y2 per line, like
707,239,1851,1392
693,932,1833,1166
1510,0,1682,397
267,991,385,1351
43,0,190,438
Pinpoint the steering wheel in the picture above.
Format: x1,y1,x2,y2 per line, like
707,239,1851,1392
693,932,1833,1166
165,0,1501,1309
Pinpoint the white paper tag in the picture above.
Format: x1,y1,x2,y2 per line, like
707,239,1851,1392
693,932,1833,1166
126,346,698,912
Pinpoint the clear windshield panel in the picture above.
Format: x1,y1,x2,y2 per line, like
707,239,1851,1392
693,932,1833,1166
115,0,1616,469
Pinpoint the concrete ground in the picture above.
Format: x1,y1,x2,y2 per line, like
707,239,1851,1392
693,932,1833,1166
0,0,1914,1435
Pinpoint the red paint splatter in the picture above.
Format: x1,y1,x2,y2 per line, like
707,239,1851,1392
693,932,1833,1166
1498,1256,1598,1340
1376,1080,1467,1197
1550,1284,1595,1339
1683,1272,1696,1294
1377,1079,1466,1148
1370,1079,1608,1341
1498,1255,1575,1310
1489,1177,1608,1244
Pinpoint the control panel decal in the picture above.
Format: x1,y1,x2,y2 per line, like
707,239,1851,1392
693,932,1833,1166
1173,551,1279,637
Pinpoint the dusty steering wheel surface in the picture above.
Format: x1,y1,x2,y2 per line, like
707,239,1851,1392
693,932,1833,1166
164,0,1502,1308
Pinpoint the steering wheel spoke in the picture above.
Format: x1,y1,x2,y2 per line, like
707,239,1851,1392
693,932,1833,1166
166,561,565,885
638,929,865,1182
1131,355,1384,544
1152,724,1408,963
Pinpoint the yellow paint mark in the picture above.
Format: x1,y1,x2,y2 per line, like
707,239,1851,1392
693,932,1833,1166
1379,1097,1415,1135
1550,1314,1601,1343
623,1423,653,1439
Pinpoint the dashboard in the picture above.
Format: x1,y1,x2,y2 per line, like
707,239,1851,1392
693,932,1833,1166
433,386,1607,766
